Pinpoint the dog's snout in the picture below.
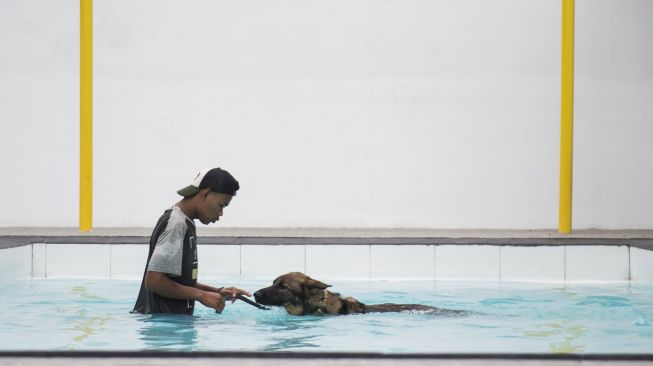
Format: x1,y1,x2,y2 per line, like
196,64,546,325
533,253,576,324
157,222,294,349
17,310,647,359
253,290,264,302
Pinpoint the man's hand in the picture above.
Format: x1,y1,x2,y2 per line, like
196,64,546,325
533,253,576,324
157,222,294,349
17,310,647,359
198,291,226,313
219,287,252,303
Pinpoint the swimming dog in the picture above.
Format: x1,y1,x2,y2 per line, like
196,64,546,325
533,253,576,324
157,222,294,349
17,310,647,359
253,272,467,316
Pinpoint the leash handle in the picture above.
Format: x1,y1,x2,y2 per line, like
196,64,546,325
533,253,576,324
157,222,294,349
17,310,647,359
236,294,270,310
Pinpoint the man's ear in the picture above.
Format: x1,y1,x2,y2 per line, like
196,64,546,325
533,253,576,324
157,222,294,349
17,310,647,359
200,188,211,199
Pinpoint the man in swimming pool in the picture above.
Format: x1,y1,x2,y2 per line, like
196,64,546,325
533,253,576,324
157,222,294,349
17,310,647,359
132,167,251,315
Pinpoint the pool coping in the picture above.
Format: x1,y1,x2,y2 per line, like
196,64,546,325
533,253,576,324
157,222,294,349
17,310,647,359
1,351,652,361
1,235,653,250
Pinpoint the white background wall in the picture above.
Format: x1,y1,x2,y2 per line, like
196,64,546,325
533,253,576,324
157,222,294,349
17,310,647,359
0,0,651,229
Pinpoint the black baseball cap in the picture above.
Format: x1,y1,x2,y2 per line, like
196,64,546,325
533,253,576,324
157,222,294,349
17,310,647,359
177,167,239,197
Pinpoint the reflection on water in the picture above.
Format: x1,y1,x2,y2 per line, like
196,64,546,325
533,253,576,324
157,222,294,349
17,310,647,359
259,335,321,351
575,296,630,307
256,315,324,351
136,314,199,350
523,321,587,353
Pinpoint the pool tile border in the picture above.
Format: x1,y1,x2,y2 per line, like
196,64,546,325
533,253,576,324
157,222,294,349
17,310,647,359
1,236,653,283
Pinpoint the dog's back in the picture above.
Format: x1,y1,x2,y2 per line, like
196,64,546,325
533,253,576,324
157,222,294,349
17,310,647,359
363,303,468,316
254,272,468,316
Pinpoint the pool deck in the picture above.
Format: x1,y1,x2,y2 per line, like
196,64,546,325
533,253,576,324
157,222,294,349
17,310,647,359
2,227,653,238
1,227,652,250
2,354,653,366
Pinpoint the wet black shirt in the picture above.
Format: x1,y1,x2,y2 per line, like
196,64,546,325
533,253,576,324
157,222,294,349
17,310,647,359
132,208,198,315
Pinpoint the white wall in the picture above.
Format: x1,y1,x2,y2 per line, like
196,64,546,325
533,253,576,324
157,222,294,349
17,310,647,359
0,0,651,229
574,0,653,229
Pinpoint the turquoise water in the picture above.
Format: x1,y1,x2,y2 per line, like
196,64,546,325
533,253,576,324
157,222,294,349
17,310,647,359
1,279,652,353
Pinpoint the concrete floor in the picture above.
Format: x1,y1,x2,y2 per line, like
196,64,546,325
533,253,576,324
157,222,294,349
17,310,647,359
2,357,653,366
1,227,652,238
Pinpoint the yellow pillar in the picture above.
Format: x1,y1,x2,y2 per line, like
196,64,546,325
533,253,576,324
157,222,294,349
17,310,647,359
80,0,93,232
559,0,574,234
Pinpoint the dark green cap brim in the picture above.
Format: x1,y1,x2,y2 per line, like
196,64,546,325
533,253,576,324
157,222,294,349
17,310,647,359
177,185,201,197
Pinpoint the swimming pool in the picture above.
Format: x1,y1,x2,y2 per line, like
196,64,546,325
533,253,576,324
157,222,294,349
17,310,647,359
1,278,652,354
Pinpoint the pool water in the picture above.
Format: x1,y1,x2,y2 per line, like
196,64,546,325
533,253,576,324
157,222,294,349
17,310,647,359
1,279,652,353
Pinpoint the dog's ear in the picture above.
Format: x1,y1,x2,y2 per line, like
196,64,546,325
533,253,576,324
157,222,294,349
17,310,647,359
303,278,331,290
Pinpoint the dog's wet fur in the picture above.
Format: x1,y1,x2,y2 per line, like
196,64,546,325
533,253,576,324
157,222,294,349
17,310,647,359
253,272,468,316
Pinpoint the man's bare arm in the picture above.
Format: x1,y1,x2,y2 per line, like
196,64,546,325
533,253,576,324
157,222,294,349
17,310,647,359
145,272,226,313
197,282,252,302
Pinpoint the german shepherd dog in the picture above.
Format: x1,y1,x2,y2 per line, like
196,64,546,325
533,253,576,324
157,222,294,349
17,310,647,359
253,272,468,316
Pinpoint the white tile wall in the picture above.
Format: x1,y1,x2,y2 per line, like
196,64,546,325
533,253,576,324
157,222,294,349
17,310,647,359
306,245,370,280
241,245,304,279
46,244,111,278
0,247,14,281
501,246,565,282
435,245,501,281
111,244,149,279
1,243,651,283
13,245,32,279
32,243,46,277
0,245,33,281
370,245,434,280
631,247,653,283
199,245,240,278
566,245,629,282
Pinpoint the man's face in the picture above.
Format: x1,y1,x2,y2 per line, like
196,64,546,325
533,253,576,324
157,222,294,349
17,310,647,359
198,191,233,225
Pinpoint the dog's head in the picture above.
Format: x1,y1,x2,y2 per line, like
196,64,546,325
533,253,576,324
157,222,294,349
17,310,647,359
253,272,331,315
